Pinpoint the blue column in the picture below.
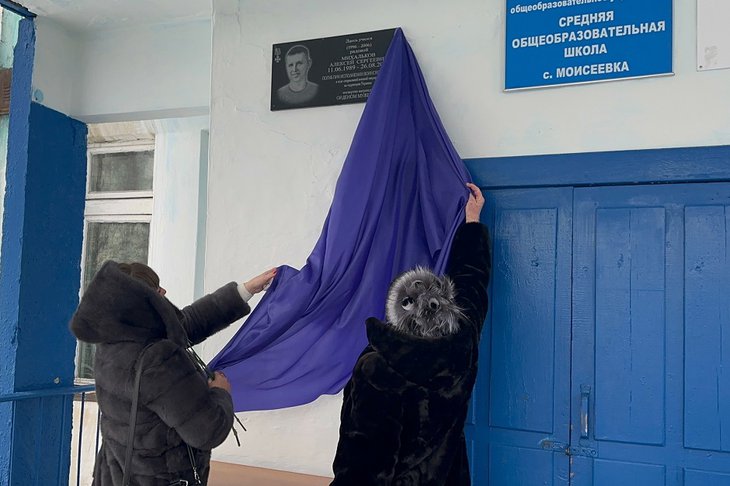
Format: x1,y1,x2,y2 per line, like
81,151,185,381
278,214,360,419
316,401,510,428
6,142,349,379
0,18,87,486
0,18,35,486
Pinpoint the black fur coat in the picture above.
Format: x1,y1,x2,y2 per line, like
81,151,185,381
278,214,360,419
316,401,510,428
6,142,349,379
331,222,491,485
70,261,250,486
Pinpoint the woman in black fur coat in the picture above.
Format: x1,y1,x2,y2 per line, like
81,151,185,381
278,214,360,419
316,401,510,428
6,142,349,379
70,262,276,485
331,183,491,485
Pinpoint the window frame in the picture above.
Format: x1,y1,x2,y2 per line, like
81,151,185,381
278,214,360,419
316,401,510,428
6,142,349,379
74,140,156,384
86,141,155,199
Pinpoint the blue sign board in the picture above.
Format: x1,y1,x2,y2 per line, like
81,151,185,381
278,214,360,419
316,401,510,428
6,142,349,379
505,0,673,90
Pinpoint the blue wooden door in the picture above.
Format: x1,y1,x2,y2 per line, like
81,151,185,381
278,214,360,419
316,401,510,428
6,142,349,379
571,183,730,485
466,187,572,485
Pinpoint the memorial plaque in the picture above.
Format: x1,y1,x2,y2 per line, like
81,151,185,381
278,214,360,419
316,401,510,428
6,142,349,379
271,28,396,111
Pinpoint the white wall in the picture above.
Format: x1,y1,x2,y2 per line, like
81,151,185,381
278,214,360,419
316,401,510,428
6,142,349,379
32,17,81,116
148,117,210,308
32,13,214,307
204,1,365,477
205,0,730,477
83,117,208,326
33,18,212,122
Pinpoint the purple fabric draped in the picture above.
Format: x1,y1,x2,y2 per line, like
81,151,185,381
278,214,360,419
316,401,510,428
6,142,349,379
209,29,472,411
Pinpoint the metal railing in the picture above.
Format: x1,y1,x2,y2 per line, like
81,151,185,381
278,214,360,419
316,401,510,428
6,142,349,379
0,384,99,486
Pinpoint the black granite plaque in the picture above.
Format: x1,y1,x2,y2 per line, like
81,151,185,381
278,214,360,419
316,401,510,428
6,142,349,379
271,28,396,111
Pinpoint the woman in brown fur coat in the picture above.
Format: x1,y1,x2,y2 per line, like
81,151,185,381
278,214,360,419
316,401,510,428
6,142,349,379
70,261,275,485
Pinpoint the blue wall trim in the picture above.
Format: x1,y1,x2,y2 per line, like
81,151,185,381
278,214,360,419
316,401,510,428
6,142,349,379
0,18,33,391
0,16,87,484
0,1,35,18
14,101,87,389
0,16,34,486
7,102,86,486
465,145,730,189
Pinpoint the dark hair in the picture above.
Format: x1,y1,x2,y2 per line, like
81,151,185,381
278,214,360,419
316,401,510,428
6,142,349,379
285,44,311,61
118,262,160,290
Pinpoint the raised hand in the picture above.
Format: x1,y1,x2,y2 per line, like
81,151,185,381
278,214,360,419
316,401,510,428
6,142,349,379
465,183,485,223
243,267,278,294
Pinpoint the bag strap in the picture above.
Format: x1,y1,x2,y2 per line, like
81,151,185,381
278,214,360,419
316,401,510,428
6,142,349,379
186,443,202,485
122,343,203,486
123,344,154,486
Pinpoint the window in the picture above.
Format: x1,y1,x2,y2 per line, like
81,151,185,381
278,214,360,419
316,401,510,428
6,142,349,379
75,142,154,381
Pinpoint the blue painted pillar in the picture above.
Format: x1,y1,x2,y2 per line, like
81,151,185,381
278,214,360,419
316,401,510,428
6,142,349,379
0,18,87,486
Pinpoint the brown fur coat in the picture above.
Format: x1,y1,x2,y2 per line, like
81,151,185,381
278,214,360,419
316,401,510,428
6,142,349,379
70,261,249,485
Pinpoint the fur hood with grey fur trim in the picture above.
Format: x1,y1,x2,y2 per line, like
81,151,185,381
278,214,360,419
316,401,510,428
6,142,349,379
70,261,250,486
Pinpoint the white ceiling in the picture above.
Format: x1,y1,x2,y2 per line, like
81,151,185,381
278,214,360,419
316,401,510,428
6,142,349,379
21,0,210,33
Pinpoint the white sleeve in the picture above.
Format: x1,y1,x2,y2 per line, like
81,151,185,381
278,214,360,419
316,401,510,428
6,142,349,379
237,282,253,302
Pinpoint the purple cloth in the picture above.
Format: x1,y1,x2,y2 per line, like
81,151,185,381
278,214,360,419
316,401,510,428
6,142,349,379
209,29,472,411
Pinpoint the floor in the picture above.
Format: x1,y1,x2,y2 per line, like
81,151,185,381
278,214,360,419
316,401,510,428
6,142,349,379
209,461,331,486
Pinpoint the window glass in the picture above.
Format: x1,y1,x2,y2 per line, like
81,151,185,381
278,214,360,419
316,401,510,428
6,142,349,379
83,222,150,287
77,221,150,379
88,151,154,192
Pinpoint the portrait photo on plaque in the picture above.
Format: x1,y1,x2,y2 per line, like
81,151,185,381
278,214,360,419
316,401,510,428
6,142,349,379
271,28,396,111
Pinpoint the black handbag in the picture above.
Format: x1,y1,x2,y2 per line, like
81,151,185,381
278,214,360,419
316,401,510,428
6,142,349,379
122,344,202,486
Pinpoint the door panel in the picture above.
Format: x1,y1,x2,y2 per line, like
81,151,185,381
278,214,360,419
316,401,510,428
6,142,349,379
593,206,666,445
467,187,572,486
684,205,730,453
684,469,730,486
572,183,730,486
593,459,666,486
490,208,560,434
489,444,563,485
